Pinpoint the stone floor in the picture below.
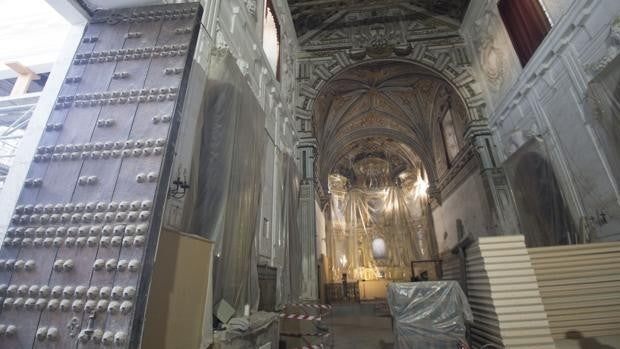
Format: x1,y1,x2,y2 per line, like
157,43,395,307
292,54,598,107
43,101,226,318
555,335,620,349
319,303,620,349
323,303,394,349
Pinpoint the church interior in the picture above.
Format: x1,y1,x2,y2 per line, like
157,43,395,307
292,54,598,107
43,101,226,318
0,0,619,348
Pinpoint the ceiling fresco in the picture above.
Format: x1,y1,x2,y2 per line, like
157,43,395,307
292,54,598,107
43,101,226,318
287,0,471,36
332,136,421,184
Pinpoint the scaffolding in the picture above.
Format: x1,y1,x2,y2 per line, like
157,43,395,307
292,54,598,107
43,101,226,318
0,93,38,190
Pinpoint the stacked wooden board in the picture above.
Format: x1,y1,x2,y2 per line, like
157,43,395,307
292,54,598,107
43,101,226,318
465,235,556,349
529,241,620,339
441,252,461,281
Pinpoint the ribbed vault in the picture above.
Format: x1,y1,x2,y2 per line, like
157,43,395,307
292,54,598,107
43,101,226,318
314,60,469,191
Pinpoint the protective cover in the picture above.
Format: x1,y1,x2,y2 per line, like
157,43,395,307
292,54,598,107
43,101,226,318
387,281,473,349
502,138,577,247
274,152,303,307
325,168,434,282
184,51,265,315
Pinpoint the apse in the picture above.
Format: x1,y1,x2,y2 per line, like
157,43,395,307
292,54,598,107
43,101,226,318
314,60,471,285
325,137,433,283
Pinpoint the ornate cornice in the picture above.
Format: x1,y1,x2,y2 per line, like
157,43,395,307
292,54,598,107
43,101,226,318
437,143,479,198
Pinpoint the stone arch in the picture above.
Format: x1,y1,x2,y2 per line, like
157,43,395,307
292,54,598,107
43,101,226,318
306,57,486,195
296,53,486,125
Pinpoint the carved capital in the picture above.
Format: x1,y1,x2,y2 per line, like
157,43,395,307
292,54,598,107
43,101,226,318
586,14,620,75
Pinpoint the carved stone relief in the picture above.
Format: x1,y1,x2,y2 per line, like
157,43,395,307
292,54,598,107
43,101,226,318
287,0,471,37
473,7,506,91
586,14,620,75
243,0,257,18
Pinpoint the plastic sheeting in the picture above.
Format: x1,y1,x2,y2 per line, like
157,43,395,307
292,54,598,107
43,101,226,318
326,172,432,282
503,139,577,247
274,152,303,308
184,52,265,315
387,281,473,349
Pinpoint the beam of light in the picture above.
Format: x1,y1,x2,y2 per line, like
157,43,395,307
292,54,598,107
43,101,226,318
413,171,429,200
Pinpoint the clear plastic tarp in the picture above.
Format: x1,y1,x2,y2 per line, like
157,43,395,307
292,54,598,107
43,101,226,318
184,52,265,315
502,138,578,247
275,152,303,307
387,281,473,349
326,164,434,282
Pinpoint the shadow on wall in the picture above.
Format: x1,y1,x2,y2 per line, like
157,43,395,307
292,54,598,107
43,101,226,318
379,339,394,349
565,331,618,349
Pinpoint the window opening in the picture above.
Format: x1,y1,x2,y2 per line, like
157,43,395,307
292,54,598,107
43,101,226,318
498,0,551,66
263,0,281,80
441,110,460,164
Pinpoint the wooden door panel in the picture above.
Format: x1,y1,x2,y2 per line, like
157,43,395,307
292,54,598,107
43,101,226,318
0,4,201,348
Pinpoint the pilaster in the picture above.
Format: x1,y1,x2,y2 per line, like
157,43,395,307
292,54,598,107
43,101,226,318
466,121,520,235
297,139,318,299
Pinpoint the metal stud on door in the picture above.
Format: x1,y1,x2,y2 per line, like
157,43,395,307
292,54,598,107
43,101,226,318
0,4,201,348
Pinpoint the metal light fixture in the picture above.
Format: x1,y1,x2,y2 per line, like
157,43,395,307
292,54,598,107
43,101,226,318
168,167,190,199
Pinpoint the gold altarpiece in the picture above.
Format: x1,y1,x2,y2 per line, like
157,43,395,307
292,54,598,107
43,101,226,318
324,158,435,283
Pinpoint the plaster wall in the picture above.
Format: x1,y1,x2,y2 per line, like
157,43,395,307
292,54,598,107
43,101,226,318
463,0,620,242
541,0,574,25
433,172,493,254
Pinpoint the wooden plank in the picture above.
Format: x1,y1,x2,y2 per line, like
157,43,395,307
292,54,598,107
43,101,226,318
538,274,620,287
529,246,620,259
529,242,620,340
530,252,620,266
5,62,40,97
528,241,620,254
463,236,556,348
546,305,620,317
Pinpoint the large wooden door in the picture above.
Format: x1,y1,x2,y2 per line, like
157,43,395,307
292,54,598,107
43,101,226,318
0,4,201,348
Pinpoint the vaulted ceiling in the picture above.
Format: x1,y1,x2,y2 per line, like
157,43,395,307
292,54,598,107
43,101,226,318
314,60,468,190
287,0,471,36
332,136,420,186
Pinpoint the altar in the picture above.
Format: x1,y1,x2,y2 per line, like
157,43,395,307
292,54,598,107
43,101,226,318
359,279,391,300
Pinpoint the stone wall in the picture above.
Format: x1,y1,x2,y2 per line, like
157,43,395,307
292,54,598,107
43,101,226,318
463,0,620,242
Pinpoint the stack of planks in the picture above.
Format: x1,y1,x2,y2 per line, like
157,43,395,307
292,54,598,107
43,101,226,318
529,241,620,339
466,235,556,349
441,252,461,281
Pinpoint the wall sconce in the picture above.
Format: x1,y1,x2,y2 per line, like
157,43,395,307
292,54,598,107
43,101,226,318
168,167,190,199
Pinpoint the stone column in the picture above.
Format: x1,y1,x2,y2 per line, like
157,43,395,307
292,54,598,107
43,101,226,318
297,137,318,299
465,120,520,235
